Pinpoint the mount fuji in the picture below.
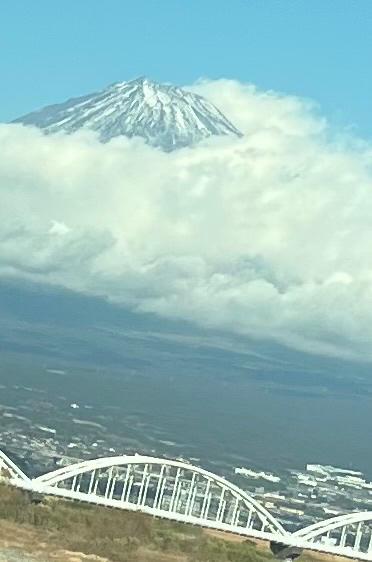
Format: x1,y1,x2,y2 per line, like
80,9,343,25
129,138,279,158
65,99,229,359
13,77,242,151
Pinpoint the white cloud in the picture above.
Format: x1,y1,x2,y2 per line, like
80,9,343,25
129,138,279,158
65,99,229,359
1,79,372,361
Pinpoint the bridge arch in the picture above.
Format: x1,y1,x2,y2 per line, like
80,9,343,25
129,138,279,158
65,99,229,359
295,512,372,555
33,454,286,536
3,448,372,558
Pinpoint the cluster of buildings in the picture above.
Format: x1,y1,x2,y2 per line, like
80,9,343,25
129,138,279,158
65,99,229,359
236,463,372,530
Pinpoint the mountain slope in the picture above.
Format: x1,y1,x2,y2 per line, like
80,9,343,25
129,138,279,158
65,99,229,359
13,77,242,151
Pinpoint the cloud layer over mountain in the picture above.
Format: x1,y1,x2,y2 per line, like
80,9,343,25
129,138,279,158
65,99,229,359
1,80,372,361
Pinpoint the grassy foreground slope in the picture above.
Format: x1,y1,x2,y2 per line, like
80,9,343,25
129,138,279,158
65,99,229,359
0,483,338,562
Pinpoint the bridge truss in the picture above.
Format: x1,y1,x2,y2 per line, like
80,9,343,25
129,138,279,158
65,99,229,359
1,449,372,560
293,511,372,558
32,454,285,538
0,449,30,482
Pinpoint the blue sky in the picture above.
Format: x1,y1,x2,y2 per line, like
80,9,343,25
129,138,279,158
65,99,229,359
2,1,372,363
1,0,372,136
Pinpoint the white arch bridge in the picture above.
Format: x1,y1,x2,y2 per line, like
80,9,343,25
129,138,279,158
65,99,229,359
1,450,372,560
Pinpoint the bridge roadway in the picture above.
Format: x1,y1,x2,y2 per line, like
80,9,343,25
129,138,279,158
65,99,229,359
1,449,372,560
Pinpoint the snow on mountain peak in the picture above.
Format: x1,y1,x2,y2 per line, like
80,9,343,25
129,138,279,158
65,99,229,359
13,77,242,151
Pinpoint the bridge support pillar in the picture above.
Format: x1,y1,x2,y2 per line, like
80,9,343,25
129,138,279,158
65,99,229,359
270,541,303,561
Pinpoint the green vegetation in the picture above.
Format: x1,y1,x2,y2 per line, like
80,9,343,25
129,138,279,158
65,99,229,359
0,483,274,562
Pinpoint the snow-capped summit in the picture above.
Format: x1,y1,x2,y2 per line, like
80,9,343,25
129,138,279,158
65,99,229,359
13,77,242,151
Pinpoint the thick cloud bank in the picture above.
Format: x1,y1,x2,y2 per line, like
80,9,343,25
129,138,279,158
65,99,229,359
1,80,372,361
